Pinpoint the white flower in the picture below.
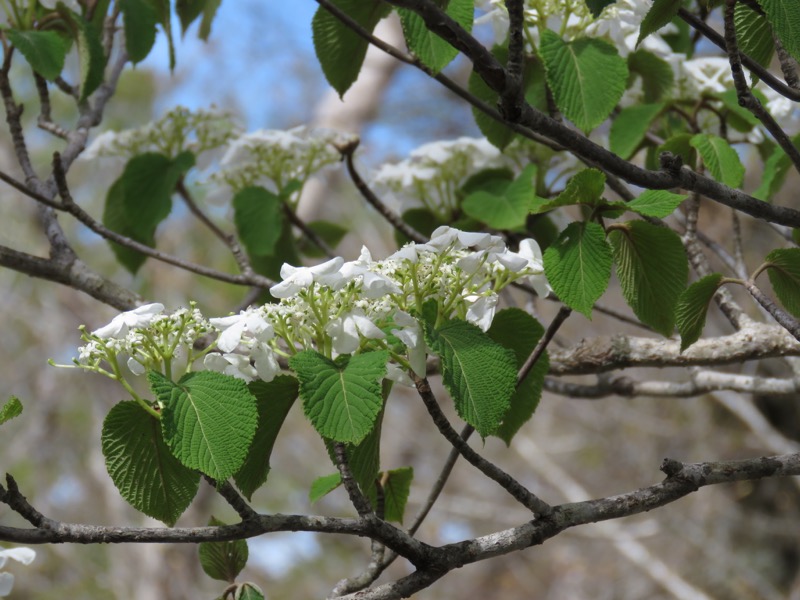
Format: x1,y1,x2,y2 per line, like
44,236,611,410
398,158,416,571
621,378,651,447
204,353,258,382
428,226,504,252
210,310,274,353
465,294,498,331
0,547,35,597
92,303,165,339
339,247,401,298
269,257,345,298
251,344,280,382
392,312,427,377
326,311,386,355
517,238,550,298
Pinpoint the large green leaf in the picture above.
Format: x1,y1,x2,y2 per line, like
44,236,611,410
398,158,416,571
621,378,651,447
234,376,298,501
468,45,548,149
758,0,800,63
735,3,774,80
544,221,612,317
289,350,388,444
462,164,537,229
120,0,159,63
5,30,68,80
380,467,413,523
608,221,688,336
487,308,548,445
530,169,606,214
122,151,195,237
103,177,153,274
675,273,724,352
199,516,249,582
610,103,664,159
627,49,674,103
233,187,284,257
540,31,628,132
312,0,392,97
102,401,200,526
690,134,745,188
626,190,687,218
151,371,259,481
425,319,517,437
636,0,682,48
765,248,800,317
398,0,473,73
0,396,22,426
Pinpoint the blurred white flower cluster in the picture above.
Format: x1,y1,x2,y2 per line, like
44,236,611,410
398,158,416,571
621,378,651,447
371,137,509,217
74,228,548,387
211,126,355,195
82,106,240,160
0,546,35,597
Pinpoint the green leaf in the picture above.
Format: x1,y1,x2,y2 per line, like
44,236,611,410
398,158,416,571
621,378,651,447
462,164,537,229
627,190,687,218
675,273,724,351
298,220,348,258
394,208,445,247
234,376,298,501
198,0,221,40
102,401,200,526
147,0,175,69
309,472,342,503
0,396,22,426
152,371,259,481
758,0,800,63
102,177,154,274
233,187,284,257
122,151,195,238
637,0,682,48
176,0,206,33
380,467,413,523
487,309,549,444
659,133,697,169
57,8,106,100
469,45,547,149
610,103,664,159
754,137,800,201
544,221,612,317
540,31,628,132
5,30,68,80
734,3,774,81
608,220,688,336
530,168,606,214
424,319,517,437
199,516,249,583
716,89,765,132
289,350,388,444
120,0,159,63
765,248,800,317
627,49,674,103
398,0,474,73
236,583,265,600
690,134,745,188
585,0,616,18
312,0,392,97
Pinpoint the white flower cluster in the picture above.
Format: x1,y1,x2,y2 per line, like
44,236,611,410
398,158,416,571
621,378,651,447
0,546,35,597
77,303,213,379
74,228,548,387
211,126,355,195
371,137,508,217
82,106,240,160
